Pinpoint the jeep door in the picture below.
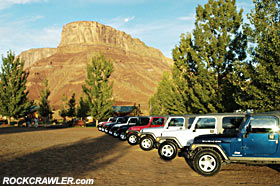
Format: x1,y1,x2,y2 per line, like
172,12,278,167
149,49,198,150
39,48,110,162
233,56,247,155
242,116,279,155
174,116,217,146
186,116,217,144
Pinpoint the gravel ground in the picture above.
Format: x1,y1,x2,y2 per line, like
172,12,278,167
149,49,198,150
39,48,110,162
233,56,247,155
0,127,280,186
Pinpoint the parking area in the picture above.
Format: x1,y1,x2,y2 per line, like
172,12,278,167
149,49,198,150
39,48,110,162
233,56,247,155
0,127,279,185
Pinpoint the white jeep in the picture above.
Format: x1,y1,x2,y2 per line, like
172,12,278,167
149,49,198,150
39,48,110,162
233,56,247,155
156,113,245,160
139,115,196,151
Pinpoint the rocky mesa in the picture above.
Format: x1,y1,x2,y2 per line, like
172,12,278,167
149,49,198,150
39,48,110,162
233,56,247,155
19,21,172,114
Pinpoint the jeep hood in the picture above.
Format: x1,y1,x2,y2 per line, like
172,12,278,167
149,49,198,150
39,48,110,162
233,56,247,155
141,126,164,133
194,134,236,143
128,126,146,131
114,123,126,127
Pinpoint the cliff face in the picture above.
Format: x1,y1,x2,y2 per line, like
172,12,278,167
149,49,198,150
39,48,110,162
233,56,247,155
19,21,172,114
20,48,57,69
58,21,167,61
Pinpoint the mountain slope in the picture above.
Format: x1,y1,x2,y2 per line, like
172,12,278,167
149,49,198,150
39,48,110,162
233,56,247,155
19,21,172,114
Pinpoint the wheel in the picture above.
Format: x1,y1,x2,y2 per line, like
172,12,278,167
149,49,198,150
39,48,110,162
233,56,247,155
113,131,119,138
119,132,127,141
158,141,177,160
127,134,138,145
108,130,113,135
139,136,154,151
192,149,222,176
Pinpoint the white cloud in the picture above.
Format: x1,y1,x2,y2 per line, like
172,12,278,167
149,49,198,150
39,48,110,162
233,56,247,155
177,14,195,21
0,20,61,58
0,0,47,10
124,16,135,23
105,16,136,29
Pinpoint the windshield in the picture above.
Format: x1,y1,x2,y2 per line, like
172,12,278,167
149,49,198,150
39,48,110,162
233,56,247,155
117,117,128,123
110,118,116,122
238,116,249,132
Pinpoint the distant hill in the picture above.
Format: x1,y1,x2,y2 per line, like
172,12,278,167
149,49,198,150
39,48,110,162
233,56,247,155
18,21,172,114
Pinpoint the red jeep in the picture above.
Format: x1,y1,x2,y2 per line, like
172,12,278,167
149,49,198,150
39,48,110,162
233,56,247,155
126,116,166,145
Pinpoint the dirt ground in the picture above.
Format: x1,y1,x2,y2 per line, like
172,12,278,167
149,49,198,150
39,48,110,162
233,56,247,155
0,127,280,186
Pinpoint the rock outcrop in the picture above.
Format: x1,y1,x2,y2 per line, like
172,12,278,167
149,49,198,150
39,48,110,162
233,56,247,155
19,21,172,114
20,48,57,69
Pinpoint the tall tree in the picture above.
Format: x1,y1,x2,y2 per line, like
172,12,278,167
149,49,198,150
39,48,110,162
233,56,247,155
172,33,218,114
82,54,114,126
0,51,33,124
67,92,76,119
235,0,280,112
59,94,68,122
172,0,247,113
149,72,187,115
76,96,90,120
38,79,52,123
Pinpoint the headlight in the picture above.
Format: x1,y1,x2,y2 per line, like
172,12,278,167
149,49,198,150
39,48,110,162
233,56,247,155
191,144,196,150
156,137,160,142
138,133,141,136
126,131,129,133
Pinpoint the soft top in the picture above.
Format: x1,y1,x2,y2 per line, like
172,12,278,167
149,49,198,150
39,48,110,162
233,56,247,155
247,111,280,119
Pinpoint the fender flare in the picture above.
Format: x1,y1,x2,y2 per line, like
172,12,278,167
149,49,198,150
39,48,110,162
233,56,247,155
157,137,183,148
190,144,229,160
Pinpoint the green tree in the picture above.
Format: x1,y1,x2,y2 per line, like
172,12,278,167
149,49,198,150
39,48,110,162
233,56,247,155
38,79,52,123
172,33,218,114
235,0,280,112
59,94,68,121
67,92,76,119
171,0,247,113
82,54,114,126
0,51,33,125
76,96,90,120
149,71,187,115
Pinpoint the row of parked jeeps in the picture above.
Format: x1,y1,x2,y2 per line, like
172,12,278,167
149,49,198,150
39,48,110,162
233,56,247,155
98,111,280,176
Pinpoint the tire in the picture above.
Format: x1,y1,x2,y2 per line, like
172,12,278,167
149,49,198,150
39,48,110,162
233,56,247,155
108,130,113,135
192,149,222,176
158,141,177,161
119,132,127,141
113,131,119,138
127,134,139,145
185,157,195,171
139,136,154,151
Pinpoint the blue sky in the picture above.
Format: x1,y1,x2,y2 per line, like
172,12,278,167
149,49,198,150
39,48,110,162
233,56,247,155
0,0,254,59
